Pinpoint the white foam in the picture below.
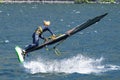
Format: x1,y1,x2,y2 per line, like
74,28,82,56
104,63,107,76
23,54,120,74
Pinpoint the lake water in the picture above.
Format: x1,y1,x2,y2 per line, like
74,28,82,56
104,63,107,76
0,3,120,80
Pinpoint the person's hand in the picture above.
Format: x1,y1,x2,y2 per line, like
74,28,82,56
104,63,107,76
51,34,56,40
44,38,48,42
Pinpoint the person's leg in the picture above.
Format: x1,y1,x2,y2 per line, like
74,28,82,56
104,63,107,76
22,43,37,57
25,43,38,51
25,33,39,51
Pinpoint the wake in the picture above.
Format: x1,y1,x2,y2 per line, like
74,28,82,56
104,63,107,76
23,54,120,74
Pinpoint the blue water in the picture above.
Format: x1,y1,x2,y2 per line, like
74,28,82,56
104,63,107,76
0,3,120,80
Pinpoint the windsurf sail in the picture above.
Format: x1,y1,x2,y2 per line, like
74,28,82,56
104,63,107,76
26,13,108,53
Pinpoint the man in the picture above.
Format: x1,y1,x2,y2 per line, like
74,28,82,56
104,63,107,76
23,20,56,55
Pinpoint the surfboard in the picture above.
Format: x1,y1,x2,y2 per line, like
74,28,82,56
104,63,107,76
25,13,108,53
15,46,24,63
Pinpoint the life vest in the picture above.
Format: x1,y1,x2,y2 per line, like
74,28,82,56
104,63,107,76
35,26,43,34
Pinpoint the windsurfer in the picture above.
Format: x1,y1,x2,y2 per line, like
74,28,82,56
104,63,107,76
23,20,56,55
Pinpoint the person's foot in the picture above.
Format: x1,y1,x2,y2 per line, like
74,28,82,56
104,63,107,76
22,50,26,59
22,49,26,53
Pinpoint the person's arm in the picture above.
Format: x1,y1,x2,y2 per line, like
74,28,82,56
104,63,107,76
47,28,56,39
39,34,48,42
39,35,45,40
47,28,54,35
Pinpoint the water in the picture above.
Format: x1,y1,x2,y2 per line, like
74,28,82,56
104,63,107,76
0,3,120,80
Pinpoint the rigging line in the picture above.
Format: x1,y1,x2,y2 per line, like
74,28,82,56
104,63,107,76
53,39,65,49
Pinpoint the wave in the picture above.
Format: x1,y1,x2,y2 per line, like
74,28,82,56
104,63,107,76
0,40,9,44
23,54,120,74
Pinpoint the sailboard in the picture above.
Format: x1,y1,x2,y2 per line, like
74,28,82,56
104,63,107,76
15,46,24,63
25,13,108,53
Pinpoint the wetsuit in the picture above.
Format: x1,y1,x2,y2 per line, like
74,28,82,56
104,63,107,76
25,26,54,51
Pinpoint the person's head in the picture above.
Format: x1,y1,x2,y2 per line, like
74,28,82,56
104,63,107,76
43,20,50,26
